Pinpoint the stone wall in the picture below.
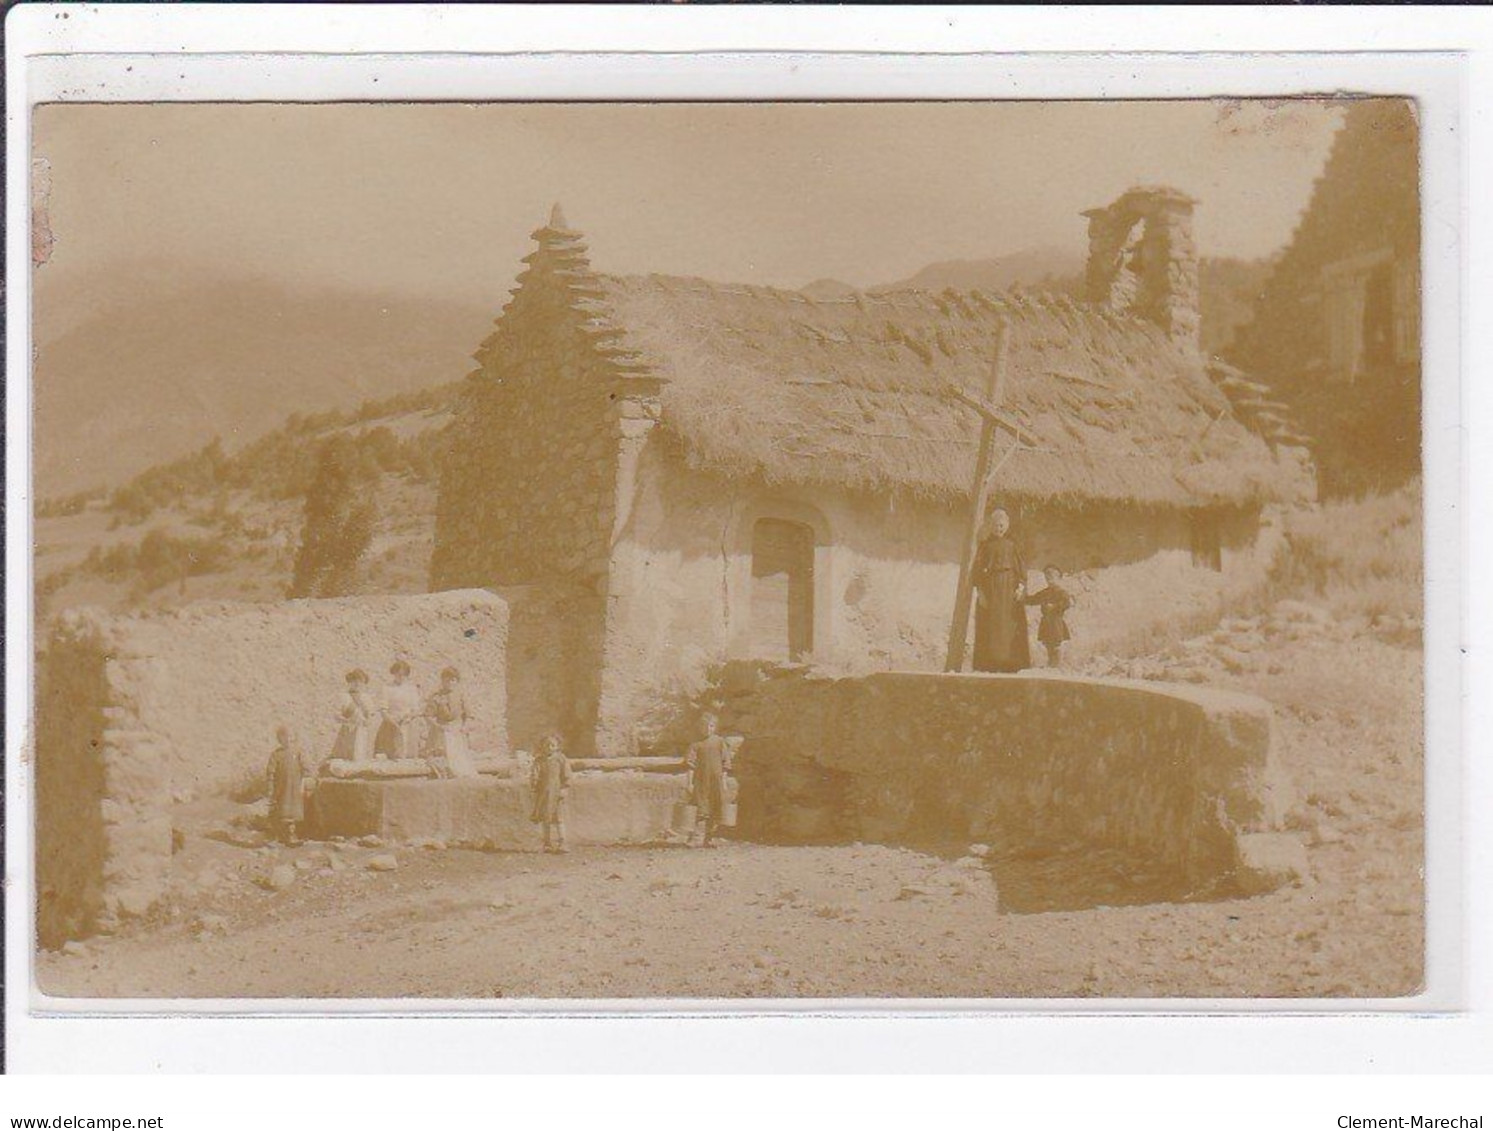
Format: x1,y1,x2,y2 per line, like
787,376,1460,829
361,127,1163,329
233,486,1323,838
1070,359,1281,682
722,667,1288,886
495,582,606,756
36,616,168,946
1083,186,1201,349
429,213,667,753
35,590,509,941
430,216,636,594
596,443,1278,754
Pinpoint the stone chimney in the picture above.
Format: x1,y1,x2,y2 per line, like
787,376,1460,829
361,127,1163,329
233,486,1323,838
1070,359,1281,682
1082,186,1200,350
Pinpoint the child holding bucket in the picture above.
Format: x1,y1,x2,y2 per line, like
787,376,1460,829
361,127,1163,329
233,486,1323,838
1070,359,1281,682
529,732,573,854
685,711,733,848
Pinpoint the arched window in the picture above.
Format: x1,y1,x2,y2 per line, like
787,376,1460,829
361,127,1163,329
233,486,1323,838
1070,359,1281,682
750,517,815,661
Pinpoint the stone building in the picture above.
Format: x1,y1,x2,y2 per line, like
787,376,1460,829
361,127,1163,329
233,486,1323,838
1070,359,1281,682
1229,99,1421,496
432,192,1309,756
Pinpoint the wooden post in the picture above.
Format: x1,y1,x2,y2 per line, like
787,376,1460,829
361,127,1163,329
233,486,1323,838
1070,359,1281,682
944,319,1011,672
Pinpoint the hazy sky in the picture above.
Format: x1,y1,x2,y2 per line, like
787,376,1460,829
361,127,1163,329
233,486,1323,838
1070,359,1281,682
34,99,1345,299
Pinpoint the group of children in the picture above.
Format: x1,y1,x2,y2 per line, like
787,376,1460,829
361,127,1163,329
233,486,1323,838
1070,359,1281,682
265,707,734,853
263,660,475,844
333,660,476,776
504,715,734,853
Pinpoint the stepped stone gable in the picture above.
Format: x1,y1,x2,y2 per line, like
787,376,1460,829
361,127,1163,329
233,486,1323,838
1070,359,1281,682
430,204,663,594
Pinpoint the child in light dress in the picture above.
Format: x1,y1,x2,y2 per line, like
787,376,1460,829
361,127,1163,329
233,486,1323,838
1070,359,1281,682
424,666,478,778
376,658,425,760
331,669,377,763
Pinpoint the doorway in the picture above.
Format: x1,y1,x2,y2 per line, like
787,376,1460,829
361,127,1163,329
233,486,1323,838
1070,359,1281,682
750,517,815,661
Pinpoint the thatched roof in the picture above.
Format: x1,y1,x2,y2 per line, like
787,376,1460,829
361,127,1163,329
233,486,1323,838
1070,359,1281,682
591,273,1305,508
482,211,1308,509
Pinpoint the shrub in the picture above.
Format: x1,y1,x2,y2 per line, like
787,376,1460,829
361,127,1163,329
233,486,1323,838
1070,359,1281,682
79,529,230,592
35,487,105,519
289,434,380,598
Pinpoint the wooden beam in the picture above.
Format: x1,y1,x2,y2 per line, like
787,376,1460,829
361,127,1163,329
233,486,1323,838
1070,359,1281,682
944,320,1011,673
943,385,1039,447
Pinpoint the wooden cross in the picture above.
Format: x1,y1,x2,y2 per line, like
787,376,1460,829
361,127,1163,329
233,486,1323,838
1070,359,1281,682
944,318,1012,673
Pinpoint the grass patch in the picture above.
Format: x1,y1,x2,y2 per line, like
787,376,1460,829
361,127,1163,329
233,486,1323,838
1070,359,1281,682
1267,483,1422,623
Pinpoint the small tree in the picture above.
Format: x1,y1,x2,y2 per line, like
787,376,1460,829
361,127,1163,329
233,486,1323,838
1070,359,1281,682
289,434,378,598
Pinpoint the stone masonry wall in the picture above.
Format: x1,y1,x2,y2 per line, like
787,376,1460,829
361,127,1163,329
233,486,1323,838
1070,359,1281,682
1084,187,1200,350
495,581,607,756
430,212,662,754
723,667,1287,886
34,590,509,941
36,614,168,946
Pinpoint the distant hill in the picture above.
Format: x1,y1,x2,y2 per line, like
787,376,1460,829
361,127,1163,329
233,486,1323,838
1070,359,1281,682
32,261,496,496
869,245,1085,297
799,278,861,300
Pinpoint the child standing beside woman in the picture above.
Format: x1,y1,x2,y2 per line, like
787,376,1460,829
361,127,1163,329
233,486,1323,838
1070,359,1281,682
1024,564,1075,668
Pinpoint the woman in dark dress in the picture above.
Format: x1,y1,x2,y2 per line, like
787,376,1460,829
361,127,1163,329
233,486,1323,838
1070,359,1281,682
971,507,1032,673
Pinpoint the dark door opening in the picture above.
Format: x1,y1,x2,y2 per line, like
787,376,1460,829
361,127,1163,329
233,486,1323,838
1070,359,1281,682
750,517,815,661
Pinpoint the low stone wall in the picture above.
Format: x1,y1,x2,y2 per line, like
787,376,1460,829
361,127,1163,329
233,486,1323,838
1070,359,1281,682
35,590,509,944
724,666,1289,887
308,773,688,849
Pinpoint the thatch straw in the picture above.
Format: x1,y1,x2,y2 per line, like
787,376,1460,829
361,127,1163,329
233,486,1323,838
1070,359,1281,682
594,274,1306,508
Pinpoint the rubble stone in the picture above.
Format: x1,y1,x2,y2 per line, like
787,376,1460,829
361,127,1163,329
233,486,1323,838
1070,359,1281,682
262,864,297,891
1236,832,1310,894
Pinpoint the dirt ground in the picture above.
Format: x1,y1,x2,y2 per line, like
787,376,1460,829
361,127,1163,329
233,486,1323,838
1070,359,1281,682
36,628,1423,1002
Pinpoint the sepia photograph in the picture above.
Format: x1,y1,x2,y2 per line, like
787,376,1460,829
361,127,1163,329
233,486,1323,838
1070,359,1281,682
27,94,1425,1004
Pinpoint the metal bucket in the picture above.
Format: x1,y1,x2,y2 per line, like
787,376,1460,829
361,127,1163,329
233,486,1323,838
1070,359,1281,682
719,800,738,828
671,801,698,831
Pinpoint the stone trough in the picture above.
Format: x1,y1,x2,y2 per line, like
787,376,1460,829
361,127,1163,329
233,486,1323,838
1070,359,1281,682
308,771,690,850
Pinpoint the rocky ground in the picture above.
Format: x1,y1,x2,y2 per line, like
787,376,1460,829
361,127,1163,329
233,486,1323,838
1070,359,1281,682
37,603,1423,1002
